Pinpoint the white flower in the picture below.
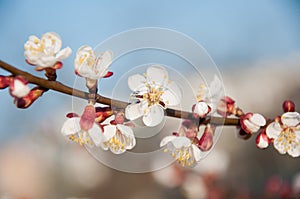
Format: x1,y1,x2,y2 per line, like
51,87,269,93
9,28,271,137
9,76,30,98
61,117,103,146
160,136,201,167
74,45,113,80
125,65,182,127
240,113,266,134
61,105,103,146
24,32,72,69
100,123,136,154
266,112,300,157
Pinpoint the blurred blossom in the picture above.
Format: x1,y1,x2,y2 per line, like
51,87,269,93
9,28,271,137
152,164,184,188
61,146,111,190
293,173,300,197
0,142,49,199
181,174,207,199
193,149,230,177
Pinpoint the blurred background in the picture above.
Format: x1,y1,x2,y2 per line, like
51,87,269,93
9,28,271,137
0,0,300,198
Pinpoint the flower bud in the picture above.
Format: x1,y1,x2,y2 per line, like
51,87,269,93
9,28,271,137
0,75,13,89
14,87,44,108
256,130,271,149
192,101,211,118
80,105,96,131
282,100,295,113
9,76,30,98
198,124,215,151
217,96,235,117
240,112,266,134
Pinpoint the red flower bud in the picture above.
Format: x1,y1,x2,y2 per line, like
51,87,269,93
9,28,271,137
198,124,215,151
282,100,295,113
0,75,13,89
256,129,271,149
14,87,44,108
80,105,96,131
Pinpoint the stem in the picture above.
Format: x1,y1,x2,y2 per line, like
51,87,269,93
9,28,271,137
0,60,240,126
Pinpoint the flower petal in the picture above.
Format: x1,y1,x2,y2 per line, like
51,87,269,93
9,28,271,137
249,113,266,126
243,119,260,133
88,124,104,146
266,122,282,139
41,32,62,54
273,138,287,154
146,65,168,86
288,144,300,157
103,125,117,140
116,124,134,138
61,117,80,136
171,136,191,148
161,81,182,106
55,47,72,60
118,125,136,150
143,105,164,127
160,135,177,147
281,112,300,127
95,50,113,77
192,144,202,162
125,103,144,121
128,74,146,91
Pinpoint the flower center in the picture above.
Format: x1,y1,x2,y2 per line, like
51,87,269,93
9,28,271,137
165,146,195,167
69,131,93,146
105,131,130,153
277,127,299,151
143,83,164,107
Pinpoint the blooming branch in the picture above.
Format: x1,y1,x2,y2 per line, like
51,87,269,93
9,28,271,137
0,59,241,126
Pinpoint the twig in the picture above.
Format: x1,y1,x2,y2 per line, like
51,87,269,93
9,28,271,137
0,60,240,126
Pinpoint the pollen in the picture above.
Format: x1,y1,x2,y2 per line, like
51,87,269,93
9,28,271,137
104,130,130,153
68,132,93,146
170,146,195,167
277,127,299,152
143,83,164,107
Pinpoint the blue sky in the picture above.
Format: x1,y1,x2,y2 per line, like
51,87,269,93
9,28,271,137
0,0,300,140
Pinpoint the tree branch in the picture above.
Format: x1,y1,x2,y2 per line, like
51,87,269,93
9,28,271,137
0,60,240,126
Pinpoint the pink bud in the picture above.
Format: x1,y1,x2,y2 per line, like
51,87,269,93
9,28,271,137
80,105,96,131
198,124,215,151
282,100,295,113
0,75,13,89
217,96,235,117
14,87,44,108
9,76,30,98
240,112,266,134
192,101,211,118
256,130,271,149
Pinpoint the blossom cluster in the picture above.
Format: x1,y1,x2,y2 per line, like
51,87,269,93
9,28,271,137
1,31,299,168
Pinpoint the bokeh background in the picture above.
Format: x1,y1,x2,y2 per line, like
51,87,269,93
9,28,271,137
1,0,300,198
